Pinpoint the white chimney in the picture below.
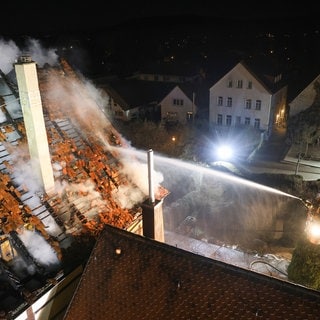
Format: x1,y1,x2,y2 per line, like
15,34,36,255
147,149,155,204
14,55,55,195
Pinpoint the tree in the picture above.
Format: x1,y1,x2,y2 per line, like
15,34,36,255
288,239,320,290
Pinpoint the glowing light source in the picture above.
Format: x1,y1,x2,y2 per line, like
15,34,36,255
305,215,320,245
216,145,233,160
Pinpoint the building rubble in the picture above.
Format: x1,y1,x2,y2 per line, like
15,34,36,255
0,57,168,318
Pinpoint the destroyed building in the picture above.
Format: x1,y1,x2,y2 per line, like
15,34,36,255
0,54,168,319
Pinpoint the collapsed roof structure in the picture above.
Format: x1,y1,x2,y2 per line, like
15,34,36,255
0,52,168,319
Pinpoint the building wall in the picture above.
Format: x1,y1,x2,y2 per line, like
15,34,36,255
106,96,139,121
161,86,196,125
209,63,273,133
288,75,320,117
271,85,288,130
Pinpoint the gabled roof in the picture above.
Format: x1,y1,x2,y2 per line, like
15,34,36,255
64,224,320,320
208,58,287,94
100,80,177,110
287,68,320,103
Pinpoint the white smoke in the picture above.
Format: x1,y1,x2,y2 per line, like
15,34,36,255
9,144,44,196
24,38,59,67
44,71,162,209
18,229,60,267
0,36,59,75
0,38,20,74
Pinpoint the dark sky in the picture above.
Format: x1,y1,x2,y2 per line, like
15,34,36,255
1,1,320,37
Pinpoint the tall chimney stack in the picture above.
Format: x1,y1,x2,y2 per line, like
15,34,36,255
14,55,55,195
142,149,164,242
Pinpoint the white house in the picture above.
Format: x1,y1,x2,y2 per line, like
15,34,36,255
209,61,287,139
160,85,197,125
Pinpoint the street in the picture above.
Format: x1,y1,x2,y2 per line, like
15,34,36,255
239,157,320,181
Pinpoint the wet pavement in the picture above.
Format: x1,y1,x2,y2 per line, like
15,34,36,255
241,126,320,181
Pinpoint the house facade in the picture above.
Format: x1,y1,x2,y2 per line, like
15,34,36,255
98,80,197,125
100,84,140,121
160,85,197,125
209,61,287,139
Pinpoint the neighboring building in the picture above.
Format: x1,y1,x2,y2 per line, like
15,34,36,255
288,73,320,117
128,70,193,83
209,61,288,139
98,80,197,125
127,61,203,83
160,84,197,125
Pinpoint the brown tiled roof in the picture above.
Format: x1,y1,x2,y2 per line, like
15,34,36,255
64,224,320,320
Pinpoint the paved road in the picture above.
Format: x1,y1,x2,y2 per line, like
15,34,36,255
239,157,320,181
239,126,320,181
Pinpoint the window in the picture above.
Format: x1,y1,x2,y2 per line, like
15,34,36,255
226,115,232,126
245,117,250,125
237,80,243,88
254,118,260,129
247,81,252,89
217,96,223,106
227,80,232,88
255,100,261,110
245,99,252,109
173,99,184,106
217,114,223,125
227,97,232,107
236,116,241,125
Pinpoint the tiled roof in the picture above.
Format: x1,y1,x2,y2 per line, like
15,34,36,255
64,224,320,320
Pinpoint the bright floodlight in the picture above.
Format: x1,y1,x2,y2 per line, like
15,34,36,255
216,145,233,160
305,216,320,245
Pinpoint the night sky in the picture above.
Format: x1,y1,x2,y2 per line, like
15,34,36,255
1,1,320,37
